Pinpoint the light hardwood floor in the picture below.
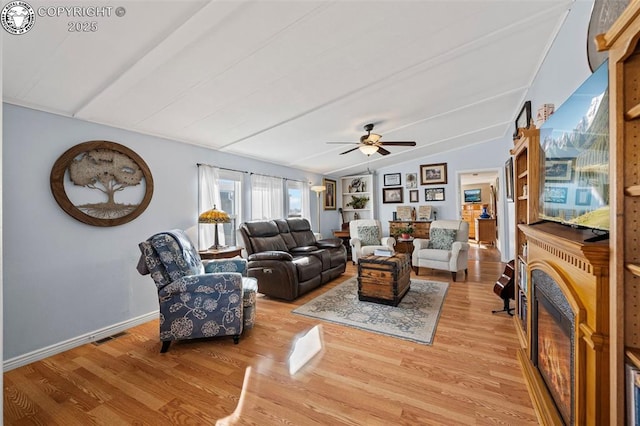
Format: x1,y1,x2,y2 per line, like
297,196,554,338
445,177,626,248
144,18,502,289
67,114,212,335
4,245,538,425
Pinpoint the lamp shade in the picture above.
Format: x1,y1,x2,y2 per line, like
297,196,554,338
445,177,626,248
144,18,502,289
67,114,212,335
310,185,326,193
198,205,230,223
359,145,379,156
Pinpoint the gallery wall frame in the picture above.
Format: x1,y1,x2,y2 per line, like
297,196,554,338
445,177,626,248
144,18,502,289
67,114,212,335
545,158,574,181
382,187,403,203
420,163,448,185
575,188,592,206
544,186,568,204
406,173,417,188
505,157,514,202
409,190,419,203
383,173,401,186
50,140,154,227
323,178,336,210
425,187,445,202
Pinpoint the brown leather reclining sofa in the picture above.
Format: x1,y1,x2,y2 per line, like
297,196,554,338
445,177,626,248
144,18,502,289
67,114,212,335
238,218,347,300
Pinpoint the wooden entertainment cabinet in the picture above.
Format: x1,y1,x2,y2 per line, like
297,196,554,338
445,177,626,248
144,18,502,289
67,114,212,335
510,102,612,424
596,3,640,424
511,3,640,423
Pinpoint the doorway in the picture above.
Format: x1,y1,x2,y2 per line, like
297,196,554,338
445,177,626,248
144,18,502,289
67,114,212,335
457,168,505,259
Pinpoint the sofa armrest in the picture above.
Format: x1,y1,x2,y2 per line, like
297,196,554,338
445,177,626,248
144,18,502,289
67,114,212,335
159,272,243,298
451,241,470,255
248,251,294,262
413,238,430,250
381,236,396,249
290,246,318,254
203,258,247,275
316,238,343,249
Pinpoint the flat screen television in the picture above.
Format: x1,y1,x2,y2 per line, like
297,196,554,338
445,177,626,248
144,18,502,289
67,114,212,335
464,188,481,203
538,60,609,232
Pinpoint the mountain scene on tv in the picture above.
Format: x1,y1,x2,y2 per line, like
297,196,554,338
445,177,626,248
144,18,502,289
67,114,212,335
539,62,609,231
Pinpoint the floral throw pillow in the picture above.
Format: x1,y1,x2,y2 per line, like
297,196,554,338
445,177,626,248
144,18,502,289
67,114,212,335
357,226,381,246
428,228,457,250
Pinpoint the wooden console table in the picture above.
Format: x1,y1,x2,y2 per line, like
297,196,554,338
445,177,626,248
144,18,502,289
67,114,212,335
388,220,431,239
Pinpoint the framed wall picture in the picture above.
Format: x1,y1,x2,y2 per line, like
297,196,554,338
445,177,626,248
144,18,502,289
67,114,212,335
425,187,445,201
405,173,417,188
384,173,401,186
323,178,336,210
409,190,419,203
50,140,154,227
543,186,568,204
545,158,574,181
420,163,448,185
382,187,403,203
514,100,532,138
575,188,592,206
505,157,514,202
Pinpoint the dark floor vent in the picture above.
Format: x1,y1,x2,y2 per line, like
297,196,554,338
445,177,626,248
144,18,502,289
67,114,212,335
92,331,128,346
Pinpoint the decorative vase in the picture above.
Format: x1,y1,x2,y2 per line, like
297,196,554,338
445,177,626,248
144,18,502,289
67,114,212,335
480,206,491,219
401,233,410,239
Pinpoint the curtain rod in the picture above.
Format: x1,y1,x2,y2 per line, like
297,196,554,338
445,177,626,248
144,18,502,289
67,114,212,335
197,163,247,174
197,163,308,183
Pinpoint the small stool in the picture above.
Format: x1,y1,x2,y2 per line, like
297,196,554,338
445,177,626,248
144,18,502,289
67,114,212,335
242,277,258,330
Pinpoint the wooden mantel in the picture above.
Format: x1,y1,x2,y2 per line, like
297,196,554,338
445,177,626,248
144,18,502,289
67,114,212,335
518,221,609,425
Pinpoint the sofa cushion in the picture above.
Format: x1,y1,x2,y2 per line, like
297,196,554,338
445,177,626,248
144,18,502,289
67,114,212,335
357,226,381,246
416,248,452,262
293,255,323,281
274,219,298,250
428,228,457,250
287,218,318,247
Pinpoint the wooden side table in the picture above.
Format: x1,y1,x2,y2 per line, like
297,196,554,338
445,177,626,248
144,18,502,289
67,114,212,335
394,237,414,256
332,229,351,258
199,246,243,260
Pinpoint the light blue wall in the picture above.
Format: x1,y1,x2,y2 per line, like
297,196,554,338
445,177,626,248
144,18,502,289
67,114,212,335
2,104,328,362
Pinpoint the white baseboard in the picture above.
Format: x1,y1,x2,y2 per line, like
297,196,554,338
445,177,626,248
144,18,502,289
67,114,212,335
3,311,158,372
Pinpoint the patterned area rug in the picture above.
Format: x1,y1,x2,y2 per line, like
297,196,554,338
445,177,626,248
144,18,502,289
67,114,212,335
292,277,449,345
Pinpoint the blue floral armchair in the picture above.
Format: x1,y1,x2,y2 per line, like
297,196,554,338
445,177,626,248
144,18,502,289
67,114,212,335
137,229,256,352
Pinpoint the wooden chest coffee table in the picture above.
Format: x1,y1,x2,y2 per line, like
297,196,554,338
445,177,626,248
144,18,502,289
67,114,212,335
357,253,411,306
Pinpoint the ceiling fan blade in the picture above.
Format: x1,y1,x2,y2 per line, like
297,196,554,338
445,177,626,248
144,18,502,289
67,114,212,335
379,141,416,146
327,142,359,145
339,146,361,155
377,147,391,156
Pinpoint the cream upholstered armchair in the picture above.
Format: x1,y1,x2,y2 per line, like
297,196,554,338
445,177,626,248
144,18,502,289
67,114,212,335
349,219,396,263
412,220,470,281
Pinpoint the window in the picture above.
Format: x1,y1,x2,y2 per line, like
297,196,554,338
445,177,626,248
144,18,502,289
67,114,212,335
287,180,303,217
251,174,284,220
218,170,243,246
198,166,243,249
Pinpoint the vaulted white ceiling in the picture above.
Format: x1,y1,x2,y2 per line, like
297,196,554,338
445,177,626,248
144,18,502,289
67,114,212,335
3,0,576,176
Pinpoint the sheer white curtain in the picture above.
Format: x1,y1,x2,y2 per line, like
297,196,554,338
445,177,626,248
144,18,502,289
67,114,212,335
251,174,284,220
302,181,311,222
198,165,224,250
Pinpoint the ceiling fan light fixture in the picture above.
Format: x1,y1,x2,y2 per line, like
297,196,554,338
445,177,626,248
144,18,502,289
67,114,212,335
367,133,382,143
359,145,379,156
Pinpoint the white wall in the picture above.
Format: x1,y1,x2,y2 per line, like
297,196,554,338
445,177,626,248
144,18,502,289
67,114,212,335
2,104,329,366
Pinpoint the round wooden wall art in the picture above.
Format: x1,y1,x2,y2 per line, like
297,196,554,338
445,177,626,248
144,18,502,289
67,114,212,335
50,141,154,226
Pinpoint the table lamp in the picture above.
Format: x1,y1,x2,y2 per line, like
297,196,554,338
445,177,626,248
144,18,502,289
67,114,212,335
198,205,231,250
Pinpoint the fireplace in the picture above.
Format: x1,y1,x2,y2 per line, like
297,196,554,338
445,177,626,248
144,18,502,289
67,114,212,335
532,269,574,425
518,222,609,424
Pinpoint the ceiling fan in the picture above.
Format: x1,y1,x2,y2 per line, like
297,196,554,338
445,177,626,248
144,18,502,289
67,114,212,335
327,123,416,156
